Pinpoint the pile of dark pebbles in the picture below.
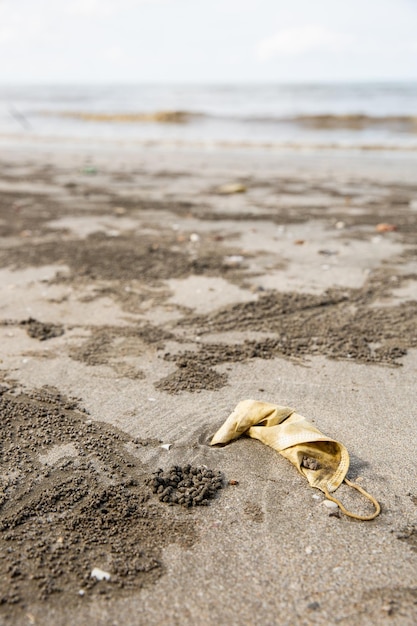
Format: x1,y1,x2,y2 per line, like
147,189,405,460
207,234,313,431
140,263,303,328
149,464,224,507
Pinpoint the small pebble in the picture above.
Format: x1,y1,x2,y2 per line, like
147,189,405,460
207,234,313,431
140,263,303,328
91,567,111,581
323,499,339,510
318,249,338,256
229,479,239,486
224,255,244,265
190,233,200,243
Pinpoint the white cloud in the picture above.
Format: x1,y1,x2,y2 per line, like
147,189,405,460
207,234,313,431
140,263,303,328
0,27,15,44
0,5,44,46
0,0,416,83
67,0,115,17
66,0,164,17
257,25,351,60
101,45,126,62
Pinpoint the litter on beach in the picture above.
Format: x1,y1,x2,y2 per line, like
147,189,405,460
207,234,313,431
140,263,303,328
376,222,397,232
211,399,380,521
217,183,247,195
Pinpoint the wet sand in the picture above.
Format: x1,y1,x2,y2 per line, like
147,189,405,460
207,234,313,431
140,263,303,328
0,144,416,625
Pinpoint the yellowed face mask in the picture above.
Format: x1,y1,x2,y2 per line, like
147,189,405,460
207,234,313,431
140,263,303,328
211,400,380,521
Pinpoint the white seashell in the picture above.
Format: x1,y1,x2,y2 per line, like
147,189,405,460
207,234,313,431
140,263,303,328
91,567,111,581
160,443,172,450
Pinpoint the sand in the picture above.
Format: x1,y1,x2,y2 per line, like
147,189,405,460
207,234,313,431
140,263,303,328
0,142,416,625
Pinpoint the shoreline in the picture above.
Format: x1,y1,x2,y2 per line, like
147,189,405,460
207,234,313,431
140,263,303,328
2,131,417,153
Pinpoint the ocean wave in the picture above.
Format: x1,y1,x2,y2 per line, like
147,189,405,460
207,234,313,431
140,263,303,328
43,110,417,132
288,114,417,131
43,110,197,123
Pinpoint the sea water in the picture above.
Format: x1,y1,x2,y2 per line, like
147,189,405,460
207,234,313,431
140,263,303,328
1,82,417,149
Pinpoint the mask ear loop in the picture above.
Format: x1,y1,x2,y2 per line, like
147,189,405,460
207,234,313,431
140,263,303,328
322,478,381,521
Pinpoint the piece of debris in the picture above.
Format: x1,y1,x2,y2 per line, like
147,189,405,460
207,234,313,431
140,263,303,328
376,223,397,232
294,239,305,245
190,233,200,243
91,567,111,581
318,249,338,256
81,166,97,175
159,443,172,451
211,399,380,521
148,465,224,507
217,183,247,195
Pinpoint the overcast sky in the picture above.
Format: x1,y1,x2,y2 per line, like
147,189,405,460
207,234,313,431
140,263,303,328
1,0,417,83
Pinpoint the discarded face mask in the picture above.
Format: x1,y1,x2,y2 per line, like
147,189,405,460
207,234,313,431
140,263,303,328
211,400,380,521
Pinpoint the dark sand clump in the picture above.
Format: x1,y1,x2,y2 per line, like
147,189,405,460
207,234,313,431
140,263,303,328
155,361,228,394
148,465,224,507
21,318,65,341
156,274,417,392
397,525,417,553
0,385,195,619
0,232,236,283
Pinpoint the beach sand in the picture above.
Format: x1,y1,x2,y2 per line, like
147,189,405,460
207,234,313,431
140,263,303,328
0,143,416,625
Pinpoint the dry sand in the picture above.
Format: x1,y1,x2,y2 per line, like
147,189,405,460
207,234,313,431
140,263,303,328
0,143,416,625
